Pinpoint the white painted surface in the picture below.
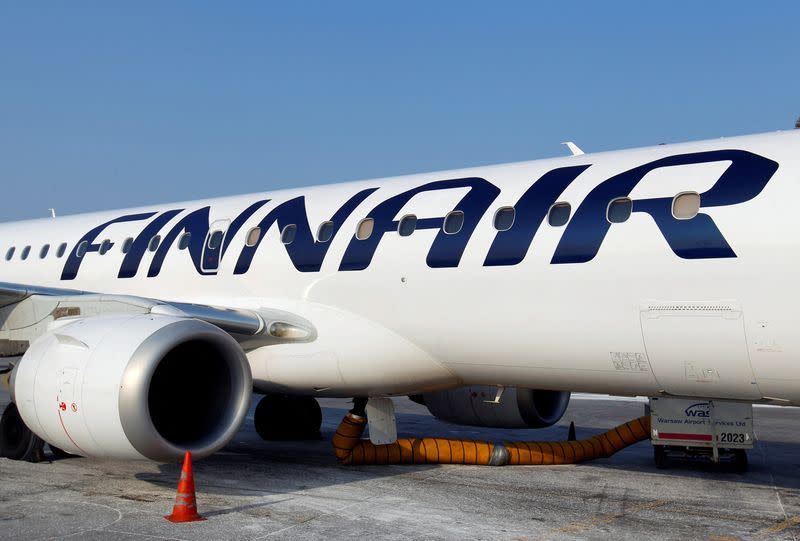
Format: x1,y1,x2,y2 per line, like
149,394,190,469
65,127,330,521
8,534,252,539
2,130,799,410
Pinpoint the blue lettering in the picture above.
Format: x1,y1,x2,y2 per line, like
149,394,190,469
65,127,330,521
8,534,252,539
118,210,184,278
484,165,590,266
339,178,500,271
234,188,377,274
148,200,269,277
551,150,779,264
61,213,156,280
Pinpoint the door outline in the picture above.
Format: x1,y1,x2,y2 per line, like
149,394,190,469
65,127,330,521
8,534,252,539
201,219,231,273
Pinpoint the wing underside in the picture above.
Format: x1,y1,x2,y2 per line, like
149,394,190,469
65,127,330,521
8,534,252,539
0,281,316,360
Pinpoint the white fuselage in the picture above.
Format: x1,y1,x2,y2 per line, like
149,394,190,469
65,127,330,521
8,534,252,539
2,131,799,403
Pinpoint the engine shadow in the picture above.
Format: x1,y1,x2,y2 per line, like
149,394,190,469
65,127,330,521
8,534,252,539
134,405,441,497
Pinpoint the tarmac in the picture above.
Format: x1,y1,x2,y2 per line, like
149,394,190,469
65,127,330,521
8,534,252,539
1,389,800,541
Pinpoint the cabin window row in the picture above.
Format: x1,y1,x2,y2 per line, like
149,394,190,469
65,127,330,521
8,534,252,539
2,193,701,261
5,242,69,261
347,191,701,241
242,220,337,248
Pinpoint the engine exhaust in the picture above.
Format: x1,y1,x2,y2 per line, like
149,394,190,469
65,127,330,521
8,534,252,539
332,408,650,466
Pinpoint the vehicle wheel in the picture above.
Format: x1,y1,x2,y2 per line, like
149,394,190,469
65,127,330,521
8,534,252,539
653,445,670,469
730,449,748,473
0,403,45,462
254,395,322,441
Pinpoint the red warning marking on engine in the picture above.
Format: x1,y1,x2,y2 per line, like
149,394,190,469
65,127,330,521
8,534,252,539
59,402,67,411
71,403,78,412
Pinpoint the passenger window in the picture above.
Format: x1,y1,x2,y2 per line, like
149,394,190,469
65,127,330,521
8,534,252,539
280,224,297,245
76,241,88,258
356,218,374,240
548,202,571,227
148,235,161,252
177,233,191,250
443,211,464,234
672,192,701,220
245,228,260,247
21,246,31,260
56,243,67,258
607,198,632,223
317,221,334,243
99,239,112,255
398,215,417,237
5,247,15,261
121,237,134,254
207,230,224,250
493,207,515,231
39,244,50,259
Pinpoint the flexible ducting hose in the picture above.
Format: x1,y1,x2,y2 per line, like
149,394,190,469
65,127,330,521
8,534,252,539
333,404,651,466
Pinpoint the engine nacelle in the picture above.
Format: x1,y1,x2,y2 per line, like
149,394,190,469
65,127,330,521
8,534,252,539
419,386,570,428
11,314,252,461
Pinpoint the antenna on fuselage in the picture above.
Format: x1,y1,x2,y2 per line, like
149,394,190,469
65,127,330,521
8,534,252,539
48,208,56,218
561,141,585,156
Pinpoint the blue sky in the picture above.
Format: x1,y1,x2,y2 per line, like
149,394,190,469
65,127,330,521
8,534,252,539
1,2,798,221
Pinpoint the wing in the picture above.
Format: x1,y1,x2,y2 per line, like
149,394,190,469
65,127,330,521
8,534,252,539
0,281,316,362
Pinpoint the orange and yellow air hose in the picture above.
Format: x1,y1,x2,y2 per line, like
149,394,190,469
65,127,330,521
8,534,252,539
332,405,651,466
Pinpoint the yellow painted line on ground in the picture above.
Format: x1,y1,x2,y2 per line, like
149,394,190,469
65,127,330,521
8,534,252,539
754,516,800,537
708,534,742,541
529,500,668,541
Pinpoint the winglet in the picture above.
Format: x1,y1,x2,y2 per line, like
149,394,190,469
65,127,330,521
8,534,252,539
561,141,585,156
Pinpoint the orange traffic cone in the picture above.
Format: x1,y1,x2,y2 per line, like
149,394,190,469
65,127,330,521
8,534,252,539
165,451,205,523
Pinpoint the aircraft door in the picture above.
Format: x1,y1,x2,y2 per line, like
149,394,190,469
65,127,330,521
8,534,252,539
201,219,231,273
640,301,761,400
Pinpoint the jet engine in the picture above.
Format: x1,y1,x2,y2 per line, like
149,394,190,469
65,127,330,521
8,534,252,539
416,386,570,428
10,314,251,461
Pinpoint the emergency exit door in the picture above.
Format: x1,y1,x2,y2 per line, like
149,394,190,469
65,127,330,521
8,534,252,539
201,219,230,273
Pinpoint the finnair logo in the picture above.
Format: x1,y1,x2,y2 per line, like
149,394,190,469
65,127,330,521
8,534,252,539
60,149,779,281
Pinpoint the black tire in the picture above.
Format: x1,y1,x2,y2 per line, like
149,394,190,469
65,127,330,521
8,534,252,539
0,403,45,462
730,449,748,473
297,396,322,439
653,445,670,469
254,395,322,441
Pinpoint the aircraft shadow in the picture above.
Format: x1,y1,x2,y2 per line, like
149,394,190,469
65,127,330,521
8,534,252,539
134,406,440,497
135,403,800,495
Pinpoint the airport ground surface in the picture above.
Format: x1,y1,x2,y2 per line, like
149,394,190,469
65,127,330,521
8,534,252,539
1,389,800,541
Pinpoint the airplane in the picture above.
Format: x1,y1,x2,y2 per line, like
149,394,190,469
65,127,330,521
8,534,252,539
0,129,798,463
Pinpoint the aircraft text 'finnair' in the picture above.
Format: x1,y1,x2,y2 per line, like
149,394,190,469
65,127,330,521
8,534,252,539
60,149,778,281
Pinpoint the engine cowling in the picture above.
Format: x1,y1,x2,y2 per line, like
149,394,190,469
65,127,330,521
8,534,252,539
11,314,251,461
419,386,570,428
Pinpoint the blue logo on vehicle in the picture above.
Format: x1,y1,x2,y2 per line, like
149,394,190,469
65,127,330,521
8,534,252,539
684,402,710,418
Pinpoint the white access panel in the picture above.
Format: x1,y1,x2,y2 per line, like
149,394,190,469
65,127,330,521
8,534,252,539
640,302,761,400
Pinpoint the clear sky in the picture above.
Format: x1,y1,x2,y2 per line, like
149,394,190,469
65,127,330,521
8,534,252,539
1,2,798,221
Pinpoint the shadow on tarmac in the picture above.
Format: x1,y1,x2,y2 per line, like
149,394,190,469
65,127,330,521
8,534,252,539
127,405,800,495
